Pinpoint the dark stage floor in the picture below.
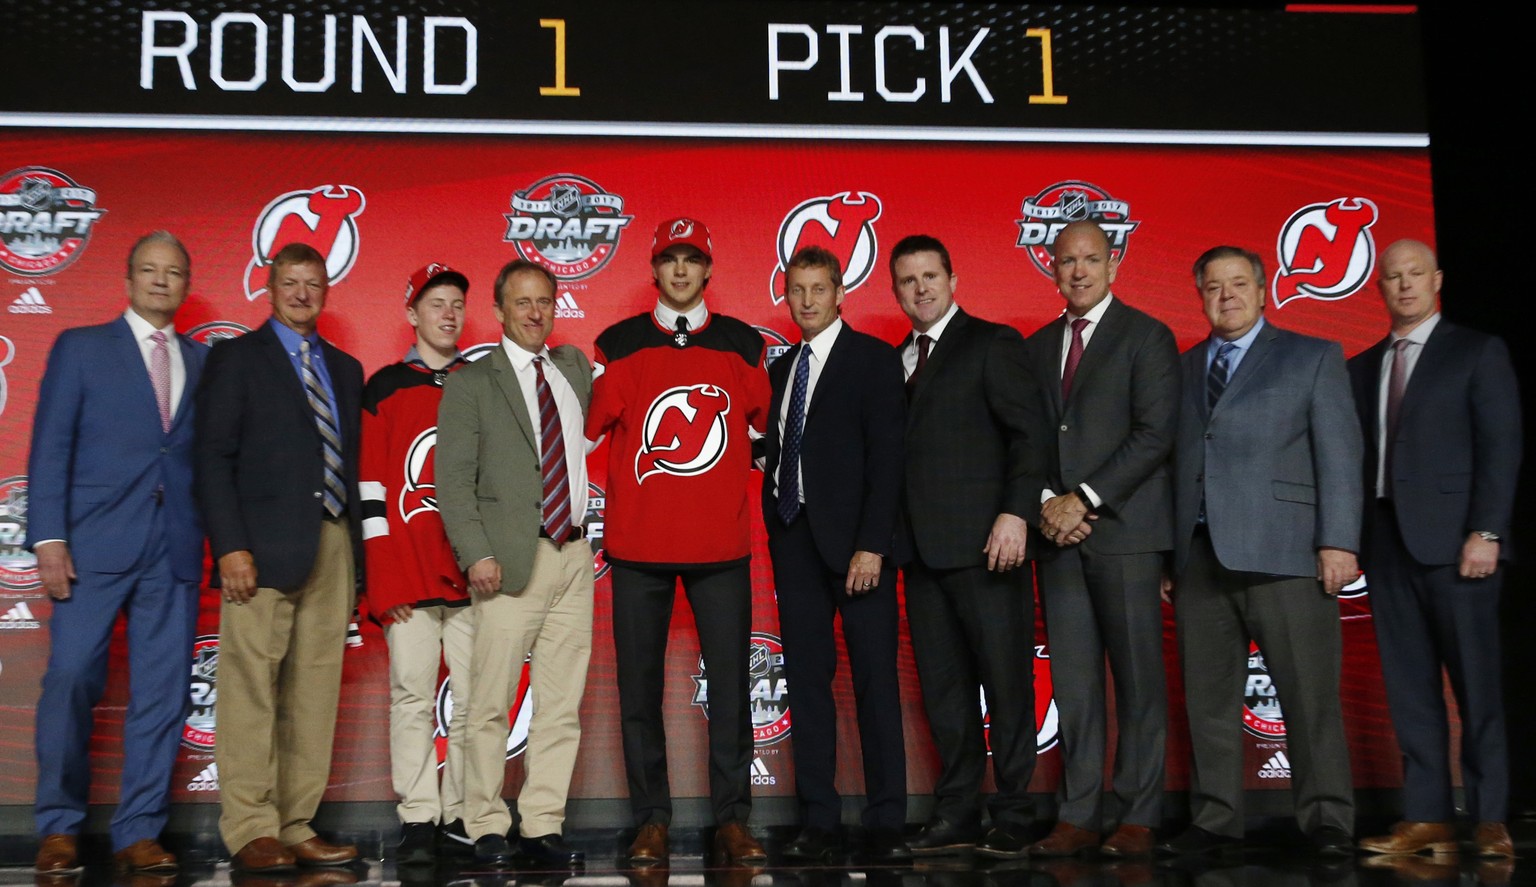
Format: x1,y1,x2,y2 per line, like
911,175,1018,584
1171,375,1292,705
2,824,1528,887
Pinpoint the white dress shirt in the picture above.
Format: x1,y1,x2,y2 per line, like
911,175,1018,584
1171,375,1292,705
1376,311,1441,496
501,337,589,521
774,317,844,503
901,302,960,379
124,307,185,420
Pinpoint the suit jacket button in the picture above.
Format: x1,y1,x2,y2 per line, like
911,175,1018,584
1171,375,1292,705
1060,424,1069,432
313,491,322,498
1204,432,1213,439
160,447,169,454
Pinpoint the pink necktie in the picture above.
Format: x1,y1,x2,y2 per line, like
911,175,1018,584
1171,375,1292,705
150,330,171,432
1061,317,1090,401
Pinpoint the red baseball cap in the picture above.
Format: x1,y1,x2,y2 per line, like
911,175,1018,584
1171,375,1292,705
651,217,713,261
404,262,469,308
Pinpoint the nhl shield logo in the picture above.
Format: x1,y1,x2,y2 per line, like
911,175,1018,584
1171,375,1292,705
182,635,220,752
1272,197,1379,307
243,185,366,300
768,191,883,305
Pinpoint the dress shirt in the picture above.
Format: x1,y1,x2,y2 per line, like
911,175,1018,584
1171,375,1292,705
1203,315,1267,380
124,308,185,419
653,300,709,334
774,317,844,504
268,318,340,443
1376,311,1441,496
1044,294,1116,508
901,301,960,379
500,337,589,521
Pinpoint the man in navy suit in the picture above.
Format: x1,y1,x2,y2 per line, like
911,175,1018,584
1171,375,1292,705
762,246,909,863
28,232,207,875
196,242,364,872
1351,240,1520,859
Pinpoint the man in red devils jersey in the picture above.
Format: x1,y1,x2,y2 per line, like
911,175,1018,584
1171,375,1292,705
587,218,771,866
359,264,472,865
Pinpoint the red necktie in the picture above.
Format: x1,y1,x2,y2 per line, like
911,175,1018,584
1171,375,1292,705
1061,317,1089,401
906,334,932,397
535,357,573,545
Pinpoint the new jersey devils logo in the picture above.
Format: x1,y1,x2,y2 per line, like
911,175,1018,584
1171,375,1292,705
399,428,438,524
243,185,367,300
769,191,883,304
980,644,1060,754
1272,197,1378,307
635,384,732,484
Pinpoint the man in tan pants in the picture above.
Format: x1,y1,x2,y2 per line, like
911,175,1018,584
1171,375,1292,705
437,259,594,867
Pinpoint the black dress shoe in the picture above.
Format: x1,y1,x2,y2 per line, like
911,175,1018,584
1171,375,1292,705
438,820,475,857
397,822,436,866
908,820,981,856
860,828,913,863
783,827,838,862
974,825,1030,859
1156,826,1242,856
520,834,585,867
473,835,515,867
1309,826,1354,859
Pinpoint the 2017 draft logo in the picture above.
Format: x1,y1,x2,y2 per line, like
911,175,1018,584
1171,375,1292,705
186,321,252,348
691,632,792,746
1242,642,1286,740
635,384,732,484
768,191,883,304
754,326,793,368
980,645,1060,754
435,657,534,764
584,481,609,581
0,477,39,593
182,635,220,753
0,335,14,420
243,185,366,300
504,174,633,280
1015,181,1139,278
0,167,108,276
1272,197,1378,307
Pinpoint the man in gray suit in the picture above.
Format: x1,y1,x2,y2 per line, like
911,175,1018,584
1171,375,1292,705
437,260,594,868
1024,220,1179,858
1161,245,1362,858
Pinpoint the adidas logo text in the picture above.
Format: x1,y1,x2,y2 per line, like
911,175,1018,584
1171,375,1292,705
555,292,585,319
1257,750,1291,779
187,762,219,791
0,601,40,629
750,756,776,786
9,287,51,314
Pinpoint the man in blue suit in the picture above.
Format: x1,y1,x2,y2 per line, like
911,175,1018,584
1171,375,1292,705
28,231,207,875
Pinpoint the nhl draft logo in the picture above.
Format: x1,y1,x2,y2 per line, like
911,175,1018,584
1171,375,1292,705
182,635,220,752
503,174,633,280
0,477,39,593
635,384,732,484
1272,197,1379,307
0,167,108,276
434,657,534,764
400,428,439,524
754,325,793,368
1015,181,1140,278
0,335,13,420
1242,642,1286,739
243,185,366,300
584,481,610,581
691,632,792,746
186,321,251,348
979,644,1060,754
768,191,883,304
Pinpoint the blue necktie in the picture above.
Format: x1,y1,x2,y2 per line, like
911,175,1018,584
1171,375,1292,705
777,349,811,524
301,340,346,517
1207,342,1237,411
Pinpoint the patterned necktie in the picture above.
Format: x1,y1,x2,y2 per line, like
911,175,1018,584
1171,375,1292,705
1207,341,1237,411
149,330,171,432
674,315,690,347
1061,317,1090,402
301,340,346,517
906,334,932,398
777,348,812,524
1384,338,1411,488
535,356,573,545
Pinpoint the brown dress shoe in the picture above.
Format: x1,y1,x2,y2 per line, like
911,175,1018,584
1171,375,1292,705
712,822,767,865
1358,821,1457,855
286,837,358,866
627,823,669,864
35,834,80,874
234,837,298,872
1474,822,1514,858
1100,824,1155,857
1361,854,1461,879
114,839,178,873
1029,822,1101,857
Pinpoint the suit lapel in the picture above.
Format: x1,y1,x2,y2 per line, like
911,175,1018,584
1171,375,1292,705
1064,299,1127,408
549,345,592,407
253,324,315,434
807,332,849,418
909,309,967,410
1396,322,1450,428
1211,322,1278,414
105,317,162,427
169,333,204,433
490,347,538,451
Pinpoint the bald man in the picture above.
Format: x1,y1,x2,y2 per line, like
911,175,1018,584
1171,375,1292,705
1348,239,1520,858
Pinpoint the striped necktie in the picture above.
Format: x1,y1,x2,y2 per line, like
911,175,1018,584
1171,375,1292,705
1207,341,1237,411
301,340,346,517
535,357,573,545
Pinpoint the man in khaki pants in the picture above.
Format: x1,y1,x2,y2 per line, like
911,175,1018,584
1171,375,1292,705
437,259,594,867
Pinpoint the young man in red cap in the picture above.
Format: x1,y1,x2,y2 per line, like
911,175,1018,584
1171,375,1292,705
587,218,771,866
359,263,472,865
